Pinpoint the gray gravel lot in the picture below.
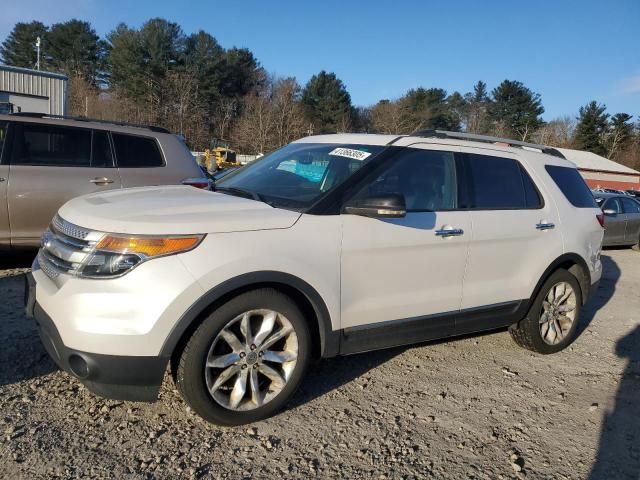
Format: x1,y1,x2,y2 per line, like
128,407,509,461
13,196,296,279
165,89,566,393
0,249,638,479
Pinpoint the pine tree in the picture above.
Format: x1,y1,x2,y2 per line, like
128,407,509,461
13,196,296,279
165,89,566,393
464,81,490,133
0,21,48,69
574,101,609,156
398,87,461,132
47,19,106,85
301,71,352,134
488,80,544,140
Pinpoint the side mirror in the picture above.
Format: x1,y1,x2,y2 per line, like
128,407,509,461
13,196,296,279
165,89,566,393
344,194,406,218
603,209,617,216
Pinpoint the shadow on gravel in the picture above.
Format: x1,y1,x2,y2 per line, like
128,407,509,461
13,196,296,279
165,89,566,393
577,253,621,338
589,326,640,480
0,249,57,386
289,346,405,410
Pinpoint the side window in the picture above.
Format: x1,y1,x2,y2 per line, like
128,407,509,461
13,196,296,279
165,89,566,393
112,133,164,168
355,149,457,211
621,198,640,214
10,123,91,167
91,131,114,168
467,154,538,209
0,121,7,163
545,165,598,208
604,198,622,213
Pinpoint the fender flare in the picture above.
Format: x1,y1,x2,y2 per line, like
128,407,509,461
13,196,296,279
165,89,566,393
160,271,340,359
529,253,592,307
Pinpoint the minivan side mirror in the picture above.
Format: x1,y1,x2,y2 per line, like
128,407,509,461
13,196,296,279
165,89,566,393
344,194,406,218
602,209,617,216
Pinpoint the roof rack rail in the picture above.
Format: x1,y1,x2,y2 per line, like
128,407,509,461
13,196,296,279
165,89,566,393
412,129,566,159
9,112,171,134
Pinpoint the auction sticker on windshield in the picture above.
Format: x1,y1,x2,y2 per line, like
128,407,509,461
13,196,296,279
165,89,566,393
329,147,372,161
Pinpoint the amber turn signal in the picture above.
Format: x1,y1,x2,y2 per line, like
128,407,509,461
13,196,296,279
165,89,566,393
95,235,203,257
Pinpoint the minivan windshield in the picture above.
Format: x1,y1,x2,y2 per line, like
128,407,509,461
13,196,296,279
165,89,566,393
215,143,384,210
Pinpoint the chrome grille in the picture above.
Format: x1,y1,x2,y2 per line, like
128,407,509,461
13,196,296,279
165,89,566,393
52,215,93,240
39,216,102,279
37,250,60,279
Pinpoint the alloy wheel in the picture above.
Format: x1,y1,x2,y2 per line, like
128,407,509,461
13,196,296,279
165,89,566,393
539,281,577,345
204,309,298,411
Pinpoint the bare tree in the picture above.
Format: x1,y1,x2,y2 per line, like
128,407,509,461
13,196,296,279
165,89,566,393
231,77,307,154
531,117,576,147
159,71,208,149
370,100,417,134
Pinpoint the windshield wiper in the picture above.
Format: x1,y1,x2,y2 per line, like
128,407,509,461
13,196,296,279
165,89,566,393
214,186,271,205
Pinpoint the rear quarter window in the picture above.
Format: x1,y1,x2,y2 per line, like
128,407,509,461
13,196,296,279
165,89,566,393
545,165,597,208
112,133,164,168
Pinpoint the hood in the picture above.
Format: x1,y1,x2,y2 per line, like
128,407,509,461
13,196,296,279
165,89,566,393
57,186,301,235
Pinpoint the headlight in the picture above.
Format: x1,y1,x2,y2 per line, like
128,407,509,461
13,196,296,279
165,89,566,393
78,235,204,278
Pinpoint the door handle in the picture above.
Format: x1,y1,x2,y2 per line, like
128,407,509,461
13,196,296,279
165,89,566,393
435,227,464,237
0,177,5,182
90,177,114,185
536,222,555,231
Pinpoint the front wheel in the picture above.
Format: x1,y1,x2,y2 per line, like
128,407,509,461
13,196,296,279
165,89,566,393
510,269,582,354
176,289,311,425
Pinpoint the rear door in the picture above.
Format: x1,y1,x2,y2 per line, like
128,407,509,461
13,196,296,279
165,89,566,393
0,120,9,245
621,197,640,244
460,150,563,322
7,123,122,246
602,198,626,244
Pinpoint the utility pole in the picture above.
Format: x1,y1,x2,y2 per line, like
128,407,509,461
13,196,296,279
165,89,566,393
35,37,41,70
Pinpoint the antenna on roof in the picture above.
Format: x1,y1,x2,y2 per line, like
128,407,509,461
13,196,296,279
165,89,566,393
35,37,41,71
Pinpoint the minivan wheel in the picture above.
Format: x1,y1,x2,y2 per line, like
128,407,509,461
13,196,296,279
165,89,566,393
509,269,582,354
176,289,311,425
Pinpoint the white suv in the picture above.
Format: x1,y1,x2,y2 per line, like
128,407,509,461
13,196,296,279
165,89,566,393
26,131,604,425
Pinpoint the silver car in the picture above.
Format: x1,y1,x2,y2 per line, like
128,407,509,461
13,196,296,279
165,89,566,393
594,192,640,248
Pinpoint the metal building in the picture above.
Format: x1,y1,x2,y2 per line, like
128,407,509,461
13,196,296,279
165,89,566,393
556,148,640,191
0,65,67,115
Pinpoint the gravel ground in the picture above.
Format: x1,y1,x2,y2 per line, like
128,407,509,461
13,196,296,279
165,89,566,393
0,249,638,480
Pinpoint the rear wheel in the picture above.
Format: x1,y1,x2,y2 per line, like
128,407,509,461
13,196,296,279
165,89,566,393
176,289,311,425
510,269,582,354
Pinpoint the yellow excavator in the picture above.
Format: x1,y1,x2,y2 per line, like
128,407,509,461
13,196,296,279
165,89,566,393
202,139,237,172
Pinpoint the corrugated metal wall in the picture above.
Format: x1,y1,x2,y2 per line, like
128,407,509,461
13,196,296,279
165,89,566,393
0,67,67,115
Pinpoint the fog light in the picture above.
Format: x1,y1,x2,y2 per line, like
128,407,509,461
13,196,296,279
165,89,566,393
68,354,89,379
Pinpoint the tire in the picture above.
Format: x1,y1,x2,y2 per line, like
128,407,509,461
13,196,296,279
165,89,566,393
509,269,582,354
176,288,311,425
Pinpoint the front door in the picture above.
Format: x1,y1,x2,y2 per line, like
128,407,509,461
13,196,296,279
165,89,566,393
620,197,640,244
340,145,470,350
7,123,122,245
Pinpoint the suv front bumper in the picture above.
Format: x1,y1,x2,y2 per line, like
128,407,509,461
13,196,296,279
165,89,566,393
26,273,168,401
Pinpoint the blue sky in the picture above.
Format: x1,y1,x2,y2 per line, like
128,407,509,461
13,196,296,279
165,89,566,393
2,0,639,120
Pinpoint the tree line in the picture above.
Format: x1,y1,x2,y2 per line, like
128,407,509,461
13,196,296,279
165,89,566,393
1,18,638,169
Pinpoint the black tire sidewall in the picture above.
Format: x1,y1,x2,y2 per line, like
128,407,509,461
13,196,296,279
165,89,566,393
177,289,311,426
524,269,583,354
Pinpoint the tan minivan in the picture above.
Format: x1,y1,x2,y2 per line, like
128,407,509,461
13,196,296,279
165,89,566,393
0,114,208,248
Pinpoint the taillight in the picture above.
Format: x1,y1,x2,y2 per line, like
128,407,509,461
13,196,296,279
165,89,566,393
182,177,212,190
596,213,605,228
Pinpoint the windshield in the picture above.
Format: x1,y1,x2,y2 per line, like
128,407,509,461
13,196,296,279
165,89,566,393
215,143,384,210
